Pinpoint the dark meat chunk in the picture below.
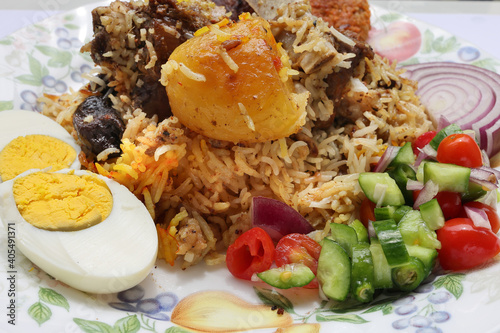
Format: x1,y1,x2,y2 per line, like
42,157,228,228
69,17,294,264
323,39,374,127
211,0,254,21
84,0,228,120
73,95,125,158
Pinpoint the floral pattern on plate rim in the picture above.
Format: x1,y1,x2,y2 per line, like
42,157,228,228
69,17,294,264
1,3,500,333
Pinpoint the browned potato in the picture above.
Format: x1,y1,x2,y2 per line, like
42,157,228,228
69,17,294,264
160,16,308,143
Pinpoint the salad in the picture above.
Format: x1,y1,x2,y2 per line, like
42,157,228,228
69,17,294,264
225,123,500,304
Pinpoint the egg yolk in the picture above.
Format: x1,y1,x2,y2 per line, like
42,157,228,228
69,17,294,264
0,134,77,182
12,172,113,231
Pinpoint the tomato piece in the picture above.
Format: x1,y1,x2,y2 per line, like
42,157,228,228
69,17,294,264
462,202,500,234
360,197,377,228
436,133,482,168
437,218,500,271
413,190,462,220
226,227,275,280
435,192,463,220
413,131,436,155
275,233,321,288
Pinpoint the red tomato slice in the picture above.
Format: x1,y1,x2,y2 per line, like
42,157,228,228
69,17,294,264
436,133,482,168
226,227,275,280
462,201,500,234
413,131,436,155
360,197,377,228
437,218,500,271
275,233,321,288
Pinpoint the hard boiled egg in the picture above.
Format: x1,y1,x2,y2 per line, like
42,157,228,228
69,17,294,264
0,110,81,182
0,168,158,294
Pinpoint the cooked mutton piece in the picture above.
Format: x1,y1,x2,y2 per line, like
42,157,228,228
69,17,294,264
82,0,228,120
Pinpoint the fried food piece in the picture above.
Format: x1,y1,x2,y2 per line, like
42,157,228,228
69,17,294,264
161,16,308,143
309,0,371,41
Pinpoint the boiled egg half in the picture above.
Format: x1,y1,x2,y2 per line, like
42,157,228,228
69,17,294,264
0,109,81,182
0,168,158,294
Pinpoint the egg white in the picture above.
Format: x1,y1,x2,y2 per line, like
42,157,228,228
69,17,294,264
0,109,81,181
0,169,158,294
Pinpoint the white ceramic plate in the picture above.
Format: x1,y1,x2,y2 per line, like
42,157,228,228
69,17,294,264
1,2,500,333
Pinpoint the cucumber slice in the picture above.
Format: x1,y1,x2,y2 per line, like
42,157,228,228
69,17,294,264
462,181,487,202
257,263,315,289
393,205,412,224
351,243,375,303
359,172,405,206
391,256,426,291
423,162,470,193
419,198,445,230
398,210,441,249
429,124,462,150
388,142,415,169
317,238,351,301
372,219,410,267
387,142,415,169
374,205,397,221
406,245,438,277
370,241,393,289
416,160,428,182
329,223,358,257
388,164,417,205
375,205,412,223
349,219,369,244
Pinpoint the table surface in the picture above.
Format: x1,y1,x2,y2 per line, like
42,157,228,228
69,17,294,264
1,0,499,59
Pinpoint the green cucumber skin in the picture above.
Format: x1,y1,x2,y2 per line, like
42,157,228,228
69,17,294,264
388,164,417,206
462,181,487,202
388,142,416,169
374,206,397,221
329,223,358,257
406,245,438,277
349,219,369,244
358,172,406,206
429,124,462,150
423,162,470,193
351,243,375,303
317,238,351,301
393,205,412,224
398,210,441,250
391,256,426,291
372,219,410,267
257,264,315,289
370,242,393,289
419,198,445,230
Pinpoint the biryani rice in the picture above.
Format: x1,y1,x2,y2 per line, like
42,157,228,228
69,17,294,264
40,0,433,269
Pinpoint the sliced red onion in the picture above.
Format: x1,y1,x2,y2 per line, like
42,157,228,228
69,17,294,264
436,115,452,132
464,205,491,230
478,188,498,209
414,144,437,167
373,146,400,173
367,220,376,239
469,177,498,191
471,167,498,183
477,166,500,181
403,62,500,158
406,179,424,191
482,150,491,167
373,183,388,208
251,196,314,242
413,180,439,209
470,167,499,190
414,149,427,168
